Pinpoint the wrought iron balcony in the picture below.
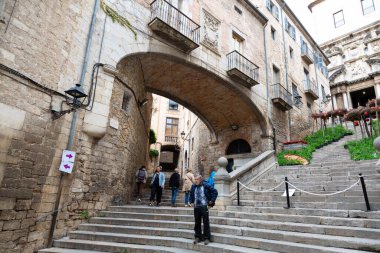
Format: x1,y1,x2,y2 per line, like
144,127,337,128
226,51,260,88
149,0,200,53
165,135,178,143
301,44,314,65
303,78,319,100
271,83,292,111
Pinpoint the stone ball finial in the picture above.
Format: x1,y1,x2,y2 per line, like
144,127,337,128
217,157,228,168
374,136,380,151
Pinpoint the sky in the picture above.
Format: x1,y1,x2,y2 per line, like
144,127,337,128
285,0,317,37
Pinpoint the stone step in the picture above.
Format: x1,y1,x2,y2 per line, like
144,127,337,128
102,206,380,228
236,190,380,197
232,200,380,210
88,216,380,240
67,230,376,253
39,248,107,253
62,232,273,253
225,206,380,224
237,194,380,203
50,238,201,253
74,224,380,252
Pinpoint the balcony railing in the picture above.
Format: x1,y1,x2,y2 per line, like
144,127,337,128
303,78,319,100
165,136,178,143
227,51,259,87
301,43,314,65
149,0,200,52
271,83,292,111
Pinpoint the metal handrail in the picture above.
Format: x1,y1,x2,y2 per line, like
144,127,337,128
303,78,318,96
227,50,259,82
272,83,292,106
150,0,200,44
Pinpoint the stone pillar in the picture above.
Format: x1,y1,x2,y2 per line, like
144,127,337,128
347,91,353,109
332,95,337,110
375,83,380,99
343,92,349,109
374,137,380,173
214,157,232,208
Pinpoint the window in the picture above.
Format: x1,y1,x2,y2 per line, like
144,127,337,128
191,137,194,150
333,10,345,28
232,32,244,52
307,103,312,123
266,0,279,20
361,0,375,15
234,5,242,15
168,100,178,110
272,65,280,84
271,27,276,40
165,117,179,137
289,47,293,58
292,83,301,107
121,91,130,111
285,18,296,40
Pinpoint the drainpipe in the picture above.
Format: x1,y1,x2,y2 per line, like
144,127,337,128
47,0,100,247
279,3,291,141
263,23,271,120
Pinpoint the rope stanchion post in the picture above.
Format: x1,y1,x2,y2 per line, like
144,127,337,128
285,177,290,209
237,179,240,206
359,173,371,211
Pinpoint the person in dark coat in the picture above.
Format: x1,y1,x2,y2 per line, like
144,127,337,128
189,175,218,245
169,168,181,207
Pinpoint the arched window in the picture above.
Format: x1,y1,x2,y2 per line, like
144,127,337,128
226,139,251,155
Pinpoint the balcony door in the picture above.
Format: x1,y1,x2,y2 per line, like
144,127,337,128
165,117,179,142
232,32,243,53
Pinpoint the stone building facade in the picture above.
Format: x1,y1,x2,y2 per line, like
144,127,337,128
0,0,329,252
307,0,380,109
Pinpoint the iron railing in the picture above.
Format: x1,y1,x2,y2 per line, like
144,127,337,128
150,0,200,44
165,136,178,143
301,43,314,62
227,51,259,82
272,83,292,106
303,78,318,97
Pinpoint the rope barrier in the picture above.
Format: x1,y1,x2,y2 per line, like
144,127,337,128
238,181,284,192
286,179,360,196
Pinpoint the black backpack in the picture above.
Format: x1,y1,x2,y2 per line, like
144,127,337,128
137,169,145,181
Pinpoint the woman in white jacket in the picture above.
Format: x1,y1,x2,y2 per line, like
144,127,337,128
182,168,195,207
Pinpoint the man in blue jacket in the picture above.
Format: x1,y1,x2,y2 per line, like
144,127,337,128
189,175,218,245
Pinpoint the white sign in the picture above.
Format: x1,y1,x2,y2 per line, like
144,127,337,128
282,189,296,197
62,150,76,163
59,161,74,174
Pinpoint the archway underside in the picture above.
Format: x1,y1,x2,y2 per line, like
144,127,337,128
119,53,268,141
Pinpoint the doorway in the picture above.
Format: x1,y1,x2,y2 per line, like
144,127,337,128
350,86,376,108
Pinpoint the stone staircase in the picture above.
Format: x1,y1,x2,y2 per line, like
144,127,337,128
40,133,380,253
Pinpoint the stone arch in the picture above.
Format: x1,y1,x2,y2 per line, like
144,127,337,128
226,139,252,155
115,50,272,143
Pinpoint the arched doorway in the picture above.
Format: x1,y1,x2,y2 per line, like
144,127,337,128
225,139,252,172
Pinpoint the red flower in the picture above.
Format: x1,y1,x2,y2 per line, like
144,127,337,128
353,121,359,126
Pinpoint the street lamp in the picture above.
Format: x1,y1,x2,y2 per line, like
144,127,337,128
52,84,88,120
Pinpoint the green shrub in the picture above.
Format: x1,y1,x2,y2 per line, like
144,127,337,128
345,137,379,160
149,149,159,158
149,129,157,144
277,126,352,166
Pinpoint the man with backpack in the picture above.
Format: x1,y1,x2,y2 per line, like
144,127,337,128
189,175,218,245
135,165,148,202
